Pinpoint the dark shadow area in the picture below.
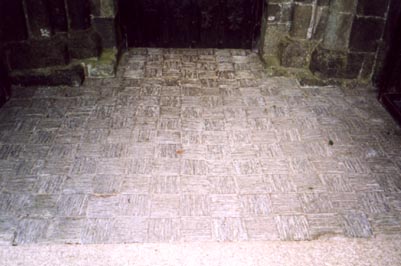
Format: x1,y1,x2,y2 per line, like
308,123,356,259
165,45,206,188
118,0,263,49
378,0,401,125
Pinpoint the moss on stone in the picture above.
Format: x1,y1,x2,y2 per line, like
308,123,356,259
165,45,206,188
78,48,117,78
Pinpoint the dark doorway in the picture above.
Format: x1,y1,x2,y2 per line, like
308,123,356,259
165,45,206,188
378,0,401,125
118,0,264,49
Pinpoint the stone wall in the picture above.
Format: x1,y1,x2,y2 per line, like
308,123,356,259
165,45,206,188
0,0,120,85
260,0,391,84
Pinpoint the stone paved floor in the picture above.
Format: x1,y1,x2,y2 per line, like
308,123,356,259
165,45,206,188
0,48,401,246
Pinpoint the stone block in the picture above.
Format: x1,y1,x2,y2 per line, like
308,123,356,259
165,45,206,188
312,6,329,40
92,17,118,48
330,0,357,13
281,3,293,23
310,46,364,79
100,0,117,17
357,0,389,17
82,48,118,78
67,0,91,30
349,17,385,52
359,53,376,81
317,0,330,6
262,24,290,59
280,39,312,68
0,0,28,42
25,0,52,38
68,29,101,59
290,4,312,39
322,13,353,50
9,64,85,87
267,4,281,23
5,34,69,70
91,0,117,17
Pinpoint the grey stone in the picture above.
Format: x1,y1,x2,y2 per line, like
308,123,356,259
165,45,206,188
68,29,101,59
322,13,354,50
280,39,311,68
290,4,313,39
310,46,364,79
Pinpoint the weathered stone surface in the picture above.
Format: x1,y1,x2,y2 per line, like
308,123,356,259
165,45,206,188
290,4,313,39
1,49,401,246
4,34,69,70
349,17,385,52
359,53,376,81
310,46,364,79
330,0,357,13
280,39,312,68
312,6,329,40
322,13,354,50
267,4,281,23
68,29,101,59
317,0,330,6
82,48,118,78
262,24,290,63
92,17,119,48
9,64,85,87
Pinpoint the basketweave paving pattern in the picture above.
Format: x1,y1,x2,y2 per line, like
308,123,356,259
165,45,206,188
0,48,401,245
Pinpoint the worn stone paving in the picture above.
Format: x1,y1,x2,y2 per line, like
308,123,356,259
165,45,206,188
0,48,401,246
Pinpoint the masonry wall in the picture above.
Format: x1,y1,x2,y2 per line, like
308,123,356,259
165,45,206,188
0,0,120,84
260,0,391,84
0,0,397,87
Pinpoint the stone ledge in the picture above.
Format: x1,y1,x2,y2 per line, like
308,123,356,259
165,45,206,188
9,64,85,87
79,48,118,78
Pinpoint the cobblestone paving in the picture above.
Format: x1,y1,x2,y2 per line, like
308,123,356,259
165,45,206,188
0,48,401,245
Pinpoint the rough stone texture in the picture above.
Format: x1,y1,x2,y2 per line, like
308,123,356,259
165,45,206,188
82,48,118,78
311,6,329,40
349,17,386,53
68,29,102,59
260,0,391,84
280,39,312,68
0,49,400,247
4,34,69,70
322,13,354,50
330,0,357,13
310,47,364,79
290,4,313,39
9,64,85,87
261,24,291,66
92,18,119,48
